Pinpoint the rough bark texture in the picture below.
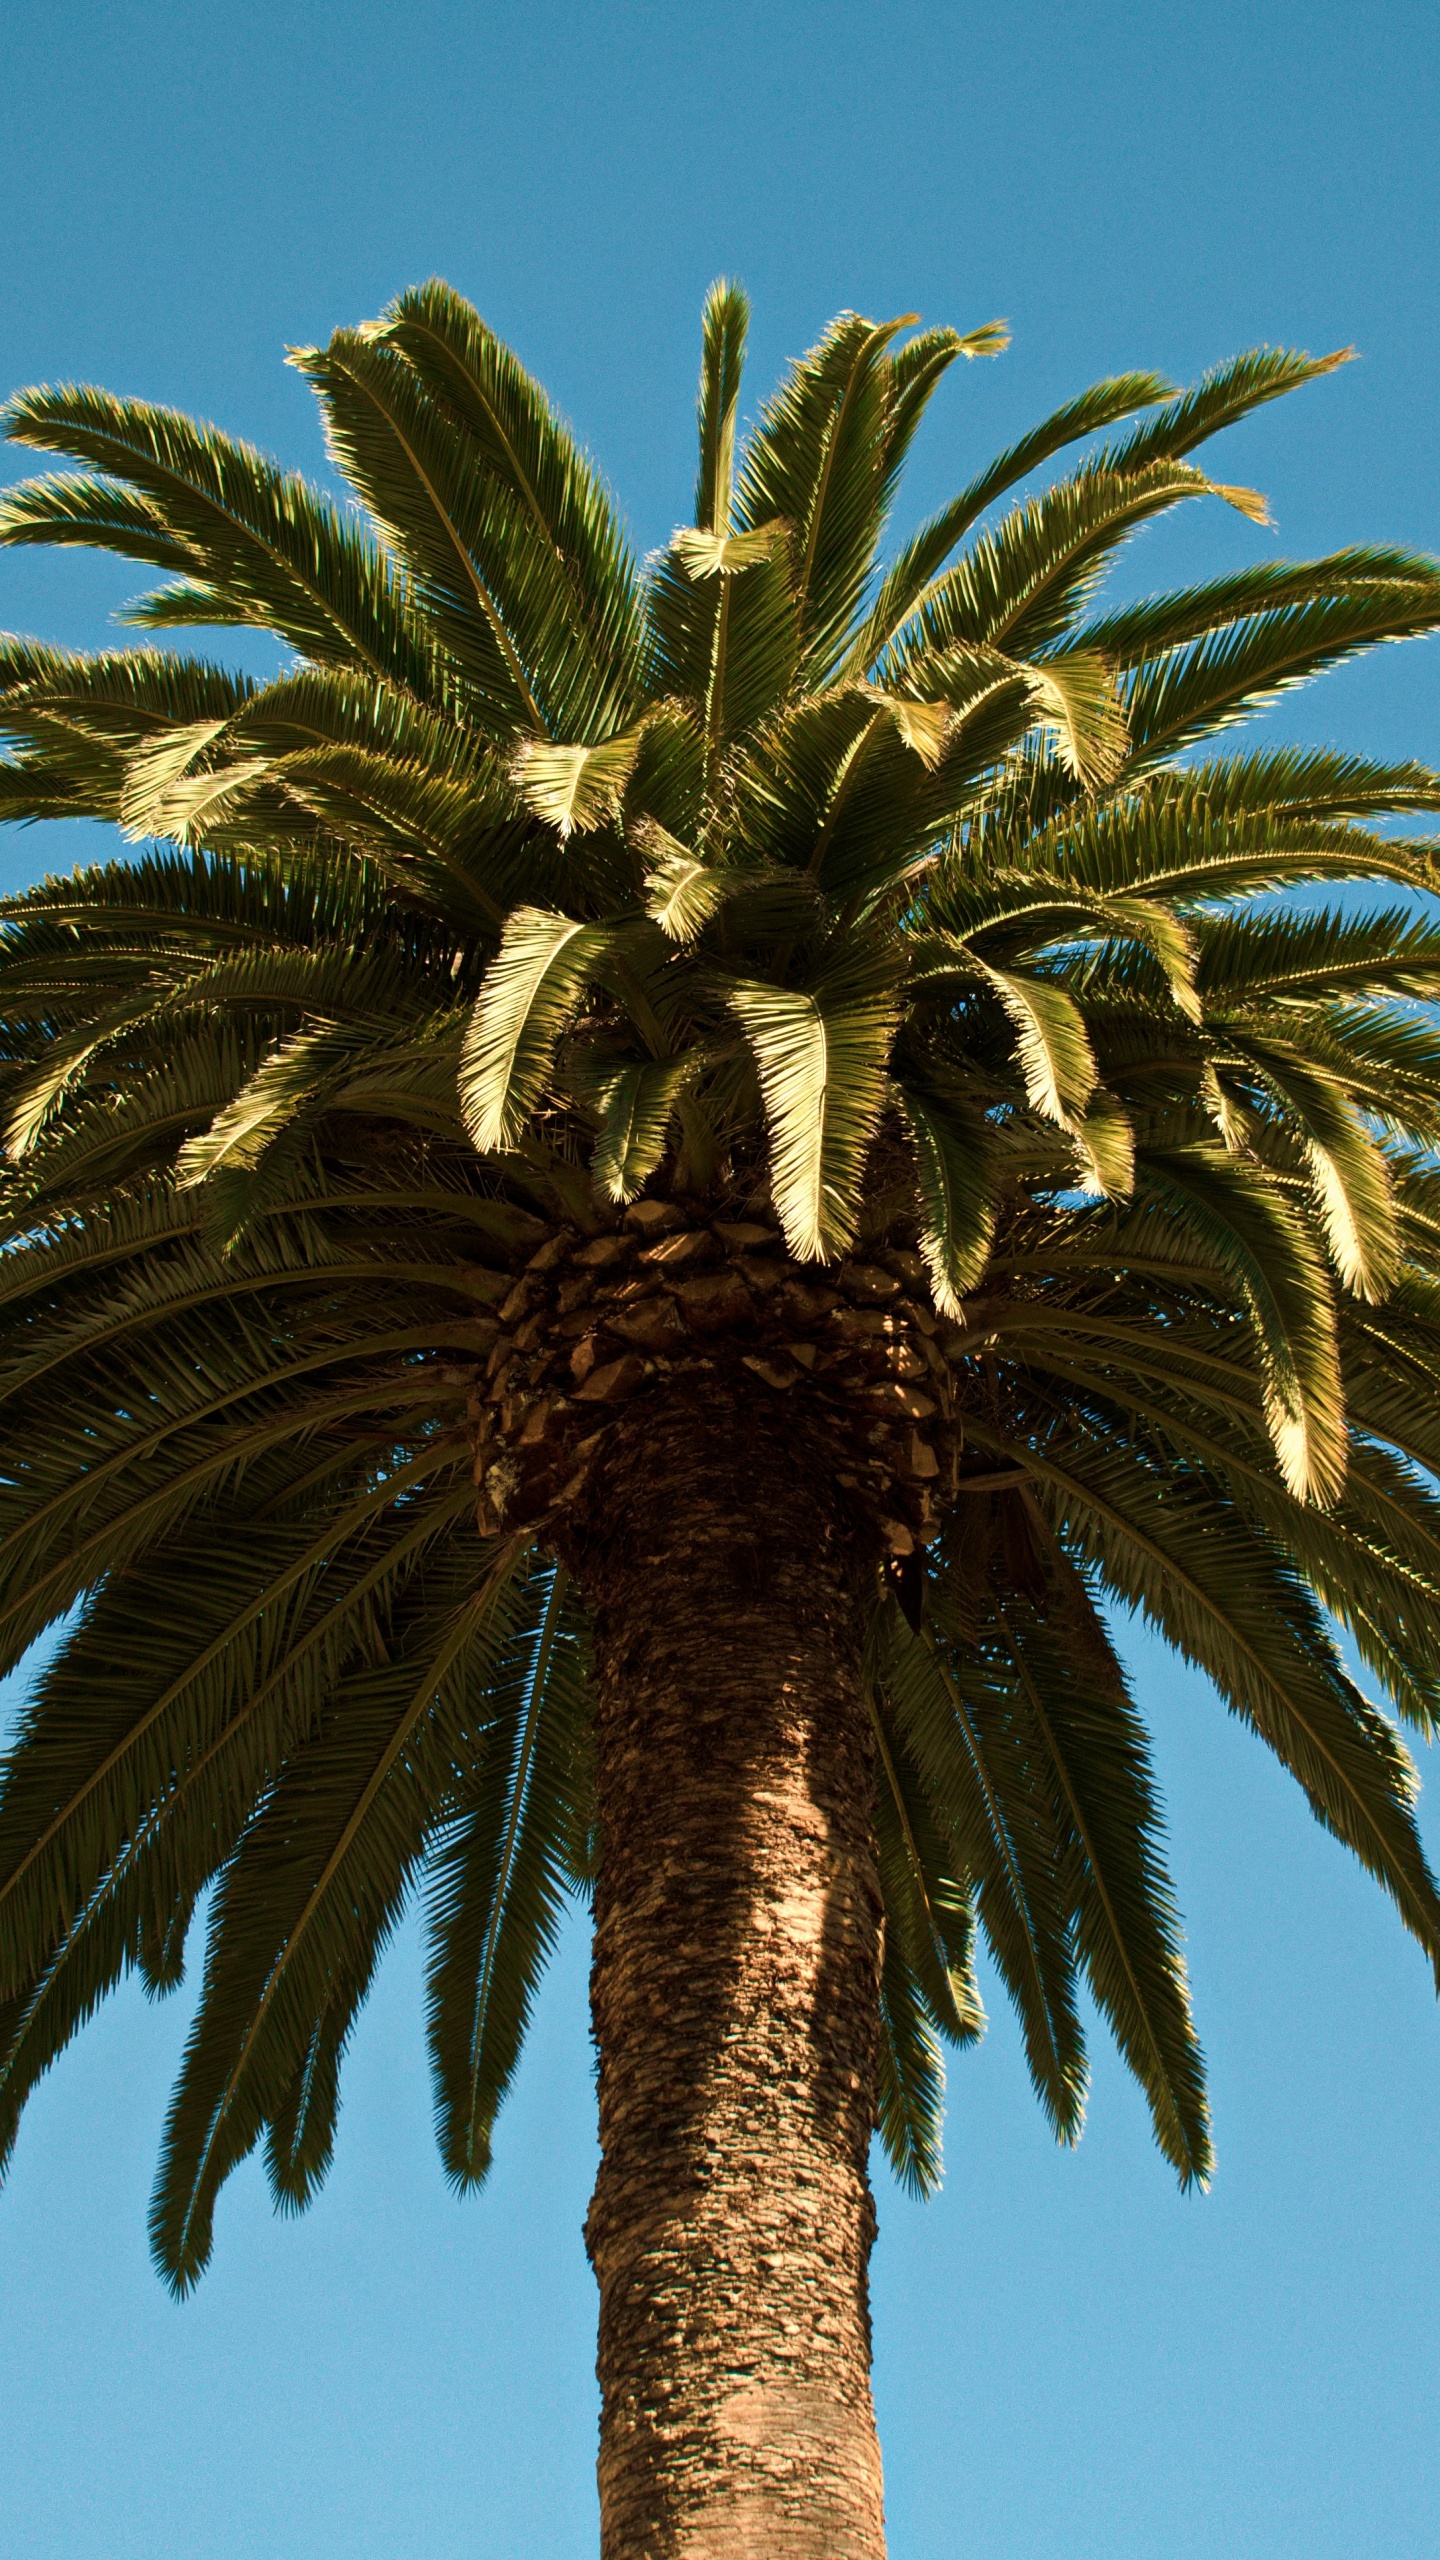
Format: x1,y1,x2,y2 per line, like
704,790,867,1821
569,1376,888,2560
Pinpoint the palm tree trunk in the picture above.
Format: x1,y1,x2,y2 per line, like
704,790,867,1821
574,1374,888,2560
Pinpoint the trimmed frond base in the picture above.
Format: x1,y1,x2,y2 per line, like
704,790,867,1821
467,1203,962,1566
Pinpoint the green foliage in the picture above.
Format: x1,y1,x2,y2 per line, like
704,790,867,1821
729,967,901,1259
2,279,1440,2255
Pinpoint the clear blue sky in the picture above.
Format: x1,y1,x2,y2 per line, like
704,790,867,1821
2,4,1439,2554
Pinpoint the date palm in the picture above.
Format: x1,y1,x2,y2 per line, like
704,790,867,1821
3,280,1440,2557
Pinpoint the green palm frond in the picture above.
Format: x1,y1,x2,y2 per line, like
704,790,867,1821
1121,582,1440,771
377,279,643,735
149,1534,526,2289
875,1929,948,2198
988,1576,1210,2183
0,386,431,690
426,1561,594,2189
844,365,1174,676
880,1592,1088,2142
458,906,619,1151
729,968,900,1259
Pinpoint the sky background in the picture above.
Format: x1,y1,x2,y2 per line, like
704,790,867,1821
2,3,1440,2554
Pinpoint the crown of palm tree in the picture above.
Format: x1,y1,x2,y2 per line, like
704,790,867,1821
3,280,1440,2299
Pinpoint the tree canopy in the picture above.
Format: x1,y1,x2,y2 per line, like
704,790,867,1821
2,282,1440,2284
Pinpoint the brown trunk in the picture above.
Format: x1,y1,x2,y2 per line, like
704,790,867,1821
570,1373,888,2560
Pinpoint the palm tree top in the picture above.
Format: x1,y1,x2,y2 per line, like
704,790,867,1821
2,278,1440,2283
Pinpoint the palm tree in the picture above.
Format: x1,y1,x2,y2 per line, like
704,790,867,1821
2,281,1440,2557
